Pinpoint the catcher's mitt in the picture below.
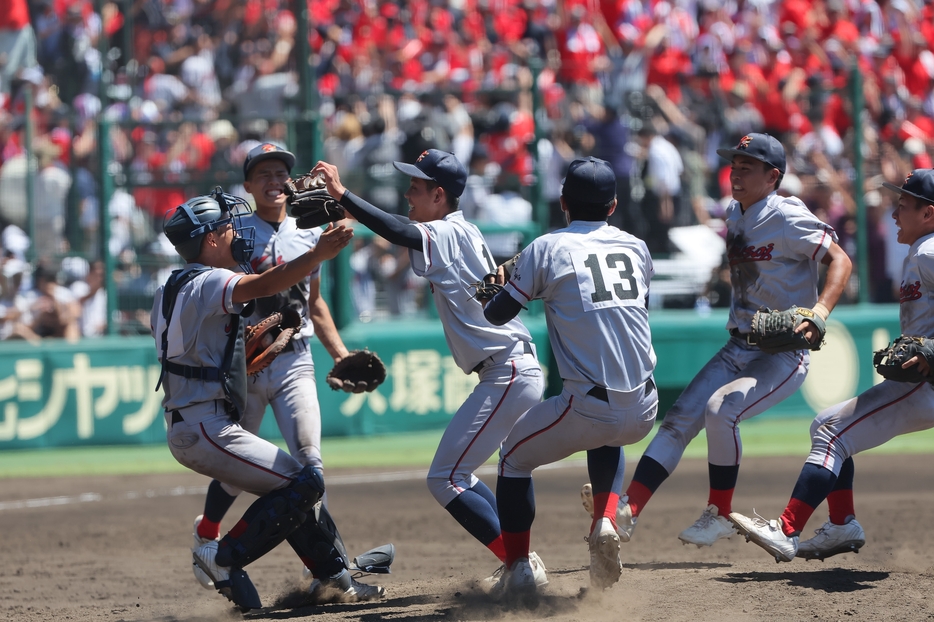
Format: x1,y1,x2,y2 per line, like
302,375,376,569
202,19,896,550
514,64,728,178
245,308,303,375
327,349,386,393
285,173,346,230
750,306,826,354
873,335,934,383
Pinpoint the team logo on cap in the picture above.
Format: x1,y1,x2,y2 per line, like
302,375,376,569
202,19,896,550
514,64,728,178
737,135,752,150
416,150,429,163
905,171,914,184
262,144,277,153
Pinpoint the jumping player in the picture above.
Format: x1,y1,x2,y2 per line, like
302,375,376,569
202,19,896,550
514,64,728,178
483,156,658,595
730,169,934,562
191,143,386,602
591,133,852,548
152,189,353,610
311,151,547,584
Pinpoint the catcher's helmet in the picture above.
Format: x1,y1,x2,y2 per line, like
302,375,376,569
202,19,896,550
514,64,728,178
163,187,255,270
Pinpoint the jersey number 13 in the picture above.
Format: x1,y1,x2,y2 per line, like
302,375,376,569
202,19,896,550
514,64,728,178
572,249,645,311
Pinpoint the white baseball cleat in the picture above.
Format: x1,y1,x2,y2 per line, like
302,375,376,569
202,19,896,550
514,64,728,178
796,518,865,561
484,551,548,590
489,556,543,601
191,515,218,589
588,517,623,590
678,504,737,547
580,483,637,542
308,569,385,603
191,540,229,587
729,511,798,562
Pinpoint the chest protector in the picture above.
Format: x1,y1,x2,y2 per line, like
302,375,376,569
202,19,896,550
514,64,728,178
155,268,253,420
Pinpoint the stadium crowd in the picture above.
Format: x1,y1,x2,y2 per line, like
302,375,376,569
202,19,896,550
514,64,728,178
1,0,933,335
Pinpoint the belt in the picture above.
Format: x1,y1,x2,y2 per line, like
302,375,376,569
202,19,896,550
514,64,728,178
729,328,759,346
587,378,656,403
472,341,534,374
587,386,609,402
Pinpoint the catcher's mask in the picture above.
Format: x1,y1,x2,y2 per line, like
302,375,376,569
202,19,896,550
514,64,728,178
164,187,255,272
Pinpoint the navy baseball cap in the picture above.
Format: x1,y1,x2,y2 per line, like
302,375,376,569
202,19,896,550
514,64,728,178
883,169,934,205
717,133,786,174
393,149,467,198
561,156,617,203
243,142,295,180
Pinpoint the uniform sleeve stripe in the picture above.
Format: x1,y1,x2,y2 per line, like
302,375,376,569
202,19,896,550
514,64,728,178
812,227,830,261
415,223,432,270
509,280,532,301
222,274,239,314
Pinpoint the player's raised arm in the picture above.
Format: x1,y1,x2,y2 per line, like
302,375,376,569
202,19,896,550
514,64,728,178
312,160,423,250
232,224,353,303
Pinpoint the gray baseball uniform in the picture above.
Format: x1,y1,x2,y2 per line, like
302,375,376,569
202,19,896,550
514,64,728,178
807,231,934,472
498,220,658,477
645,191,837,473
414,212,545,507
152,266,305,495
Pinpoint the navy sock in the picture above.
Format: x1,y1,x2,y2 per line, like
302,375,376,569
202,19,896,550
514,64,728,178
631,455,670,493
790,463,838,509
204,479,237,523
470,479,498,512
708,463,739,491
587,446,623,493
831,457,854,492
444,487,501,546
496,476,535,534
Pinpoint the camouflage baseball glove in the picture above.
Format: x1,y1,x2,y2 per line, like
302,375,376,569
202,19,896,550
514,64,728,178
326,349,387,393
245,308,303,375
284,173,346,230
750,306,826,354
873,335,934,383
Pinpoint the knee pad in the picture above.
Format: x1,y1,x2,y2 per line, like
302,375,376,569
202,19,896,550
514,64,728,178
216,465,325,568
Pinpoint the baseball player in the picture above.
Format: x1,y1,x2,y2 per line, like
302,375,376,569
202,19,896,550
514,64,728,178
311,150,547,583
482,156,658,595
729,169,934,562
591,133,852,548
151,188,353,610
191,143,387,602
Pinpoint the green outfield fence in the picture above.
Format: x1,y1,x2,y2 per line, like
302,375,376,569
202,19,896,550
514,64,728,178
0,305,900,450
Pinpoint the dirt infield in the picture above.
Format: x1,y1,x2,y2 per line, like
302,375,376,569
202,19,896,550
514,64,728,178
2,453,933,622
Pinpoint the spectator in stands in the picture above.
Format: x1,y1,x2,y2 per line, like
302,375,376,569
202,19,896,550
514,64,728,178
0,254,39,344
25,263,80,341
0,0,37,101
70,259,107,337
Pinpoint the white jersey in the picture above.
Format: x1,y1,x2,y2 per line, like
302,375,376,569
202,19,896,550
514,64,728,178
898,232,934,337
504,220,655,392
243,214,321,339
409,211,532,374
725,192,837,332
151,265,246,411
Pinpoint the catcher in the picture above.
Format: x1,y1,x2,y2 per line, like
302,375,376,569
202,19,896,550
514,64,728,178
153,188,353,610
584,133,852,551
730,168,934,563
190,143,389,606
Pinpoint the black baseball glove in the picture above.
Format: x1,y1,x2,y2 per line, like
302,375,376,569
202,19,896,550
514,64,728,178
326,349,387,393
873,336,934,383
471,274,504,302
750,306,826,354
285,173,347,229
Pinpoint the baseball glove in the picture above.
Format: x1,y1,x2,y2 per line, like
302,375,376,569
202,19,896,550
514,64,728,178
284,173,346,230
750,306,826,354
326,349,386,393
245,308,303,375
873,336,934,383
470,274,504,302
